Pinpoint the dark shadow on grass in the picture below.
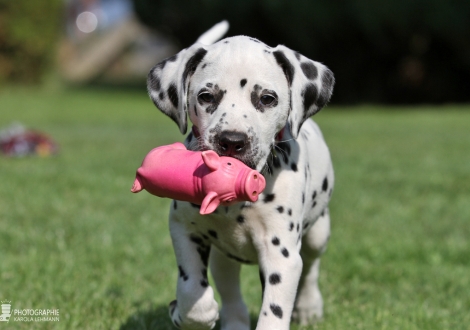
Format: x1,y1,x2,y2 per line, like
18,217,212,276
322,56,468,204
119,305,173,330
119,304,259,330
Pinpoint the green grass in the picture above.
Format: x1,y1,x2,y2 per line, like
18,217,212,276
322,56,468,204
0,88,469,329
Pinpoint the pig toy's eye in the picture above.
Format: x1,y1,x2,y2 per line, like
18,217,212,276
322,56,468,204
227,162,232,166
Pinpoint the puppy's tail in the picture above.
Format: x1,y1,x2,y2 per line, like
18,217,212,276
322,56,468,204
196,20,229,45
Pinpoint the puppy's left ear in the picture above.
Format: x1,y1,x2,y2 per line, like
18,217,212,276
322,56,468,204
147,45,208,134
272,45,335,139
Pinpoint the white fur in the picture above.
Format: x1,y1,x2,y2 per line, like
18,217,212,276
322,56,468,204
197,20,230,45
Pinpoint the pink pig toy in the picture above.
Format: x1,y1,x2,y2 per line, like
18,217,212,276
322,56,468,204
131,142,266,215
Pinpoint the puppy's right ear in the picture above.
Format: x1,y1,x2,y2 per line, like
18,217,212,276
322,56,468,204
147,44,208,134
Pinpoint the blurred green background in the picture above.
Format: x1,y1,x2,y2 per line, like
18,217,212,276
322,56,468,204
1,1,469,329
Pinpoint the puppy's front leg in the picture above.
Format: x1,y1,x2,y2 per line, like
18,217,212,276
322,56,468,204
169,213,219,329
254,226,303,330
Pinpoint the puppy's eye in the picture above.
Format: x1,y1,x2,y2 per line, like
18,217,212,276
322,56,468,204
198,92,215,103
260,94,276,106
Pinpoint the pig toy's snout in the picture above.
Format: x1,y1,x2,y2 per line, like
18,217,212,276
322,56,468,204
245,171,266,202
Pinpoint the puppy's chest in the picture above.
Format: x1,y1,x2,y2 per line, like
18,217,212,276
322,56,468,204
179,202,260,264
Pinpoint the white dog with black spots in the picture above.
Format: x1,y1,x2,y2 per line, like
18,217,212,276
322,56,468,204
147,22,335,330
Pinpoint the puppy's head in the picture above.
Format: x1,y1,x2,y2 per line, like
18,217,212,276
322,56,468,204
148,36,334,171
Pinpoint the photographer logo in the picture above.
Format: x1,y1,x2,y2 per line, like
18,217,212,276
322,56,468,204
0,301,11,322
0,300,59,323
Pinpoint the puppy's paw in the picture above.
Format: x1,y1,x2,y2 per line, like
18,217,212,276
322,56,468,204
220,301,250,330
169,298,219,329
292,287,323,325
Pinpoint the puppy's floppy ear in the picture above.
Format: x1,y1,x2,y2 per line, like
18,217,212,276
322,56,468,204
147,44,208,134
271,45,335,139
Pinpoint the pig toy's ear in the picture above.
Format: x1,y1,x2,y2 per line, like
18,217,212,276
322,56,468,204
201,150,220,171
147,44,208,135
200,191,220,215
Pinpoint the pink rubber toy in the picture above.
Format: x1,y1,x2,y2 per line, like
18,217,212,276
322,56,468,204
131,142,266,215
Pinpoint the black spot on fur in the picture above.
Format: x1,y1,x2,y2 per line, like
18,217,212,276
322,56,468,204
249,37,261,43
277,141,291,156
259,270,265,298
296,223,300,232
240,79,247,87
174,320,180,328
206,84,225,114
194,105,198,117
271,154,281,169
190,235,204,245
317,68,335,108
167,84,179,108
197,245,211,267
301,61,318,80
272,237,280,246
288,209,292,216
269,273,281,285
291,163,298,172
276,206,284,213
264,194,275,203
295,52,301,61
200,279,209,287
202,63,207,69
208,230,218,239
190,203,200,209
173,200,177,210
178,265,188,281
149,75,161,92
312,201,317,208
273,50,295,86
237,215,245,223
281,248,289,257
182,48,207,89
302,193,305,204
270,304,283,319
158,91,165,100
322,177,329,192
289,222,294,231
302,83,319,114
312,191,317,200
206,83,213,88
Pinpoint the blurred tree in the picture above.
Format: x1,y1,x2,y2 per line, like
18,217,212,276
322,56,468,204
133,0,470,104
0,0,63,84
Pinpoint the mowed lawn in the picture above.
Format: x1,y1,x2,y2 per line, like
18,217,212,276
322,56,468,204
0,88,469,329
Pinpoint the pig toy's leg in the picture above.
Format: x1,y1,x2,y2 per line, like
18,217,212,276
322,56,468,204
253,220,303,330
210,247,250,330
168,215,219,329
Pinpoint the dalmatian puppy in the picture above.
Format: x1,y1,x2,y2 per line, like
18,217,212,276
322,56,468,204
147,24,335,330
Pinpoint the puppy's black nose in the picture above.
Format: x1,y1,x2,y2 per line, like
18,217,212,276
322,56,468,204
218,131,248,156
